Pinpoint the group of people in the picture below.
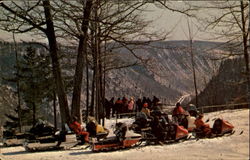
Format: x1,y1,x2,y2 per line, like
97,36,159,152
69,116,109,144
104,96,160,119
172,102,212,137
68,100,213,145
69,96,161,144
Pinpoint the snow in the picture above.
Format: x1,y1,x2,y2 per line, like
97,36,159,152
0,109,249,160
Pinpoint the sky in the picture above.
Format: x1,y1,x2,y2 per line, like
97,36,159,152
0,1,216,43
143,2,223,42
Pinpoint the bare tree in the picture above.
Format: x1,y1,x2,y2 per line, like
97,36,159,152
193,1,249,103
0,0,202,127
0,0,71,128
183,18,199,107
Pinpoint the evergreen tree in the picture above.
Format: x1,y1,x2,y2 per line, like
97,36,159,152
18,46,54,126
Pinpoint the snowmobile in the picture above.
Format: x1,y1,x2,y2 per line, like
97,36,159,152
23,131,84,152
193,118,235,139
23,121,82,152
132,122,189,145
2,131,30,147
91,122,141,152
131,111,189,145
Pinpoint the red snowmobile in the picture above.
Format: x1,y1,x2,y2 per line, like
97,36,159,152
91,122,141,152
193,118,235,138
131,111,189,145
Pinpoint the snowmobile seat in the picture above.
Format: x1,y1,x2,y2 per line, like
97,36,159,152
95,132,109,140
212,119,222,134
212,118,234,135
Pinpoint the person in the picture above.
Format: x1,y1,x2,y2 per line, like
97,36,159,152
115,98,123,118
86,116,109,139
69,116,89,143
146,97,152,110
172,102,186,124
122,96,128,114
186,112,196,132
194,114,212,137
187,104,198,117
110,97,115,117
128,97,134,113
179,112,189,129
136,98,143,112
151,102,161,111
152,96,160,107
141,103,151,118
114,122,127,142
104,98,111,119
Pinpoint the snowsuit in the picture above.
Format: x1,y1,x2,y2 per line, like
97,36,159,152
172,106,185,115
194,118,212,137
141,107,151,118
122,97,128,114
172,106,186,124
115,99,123,117
151,116,165,142
128,100,134,112
136,99,143,112
69,121,89,142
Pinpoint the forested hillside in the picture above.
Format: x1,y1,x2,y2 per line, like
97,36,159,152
190,57,248,106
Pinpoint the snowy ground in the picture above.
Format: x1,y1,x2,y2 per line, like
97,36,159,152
0,109,249,160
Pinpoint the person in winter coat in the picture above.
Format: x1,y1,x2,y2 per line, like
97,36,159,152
69,116,89,143
104,98,111,119
122,96,128,114
146,97,152,109
128,97,134,113
115,98,123,118
151,114,165,144
187,104,198,117
141,103,151,118
110,97,115,117
172,102,186,124
136,98,143,112
194,114,212,137
152,96,160,107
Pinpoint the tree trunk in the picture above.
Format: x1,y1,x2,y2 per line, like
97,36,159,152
32,102,36,127
90,69,95,116
85,54,89,122
190,39,198,107
71,0,93,123
53,91,57,130
248,0,250,104
187,19,198,107
43,0,70,128
95,46,100,122
12,32,22,132
241,0,250,104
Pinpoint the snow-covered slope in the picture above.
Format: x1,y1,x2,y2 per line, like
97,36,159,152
1,109,249,160
0,40,224,106
105,40,223,104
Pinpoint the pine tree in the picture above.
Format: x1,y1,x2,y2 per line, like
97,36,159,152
18,46,54,126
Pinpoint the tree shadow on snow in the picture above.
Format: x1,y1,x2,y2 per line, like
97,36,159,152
69,150,94,155
2,151,30,155
69,146,139,155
